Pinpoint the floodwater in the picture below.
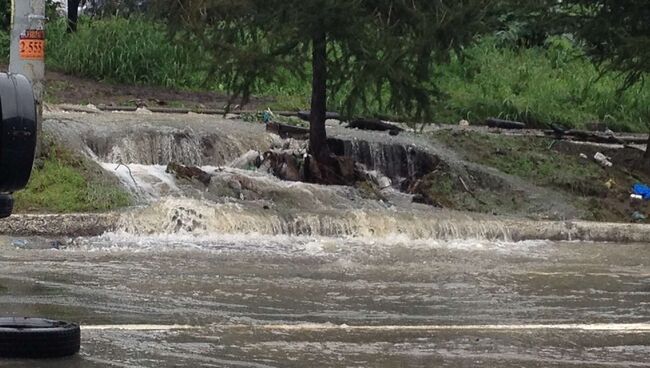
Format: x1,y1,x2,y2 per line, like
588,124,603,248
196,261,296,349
0,234,648,367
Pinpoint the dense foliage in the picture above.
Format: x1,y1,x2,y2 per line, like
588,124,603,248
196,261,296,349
0,2,647,134
540,0,650,156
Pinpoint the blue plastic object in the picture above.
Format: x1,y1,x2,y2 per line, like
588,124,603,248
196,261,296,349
262,110,273,124
632,183,650,200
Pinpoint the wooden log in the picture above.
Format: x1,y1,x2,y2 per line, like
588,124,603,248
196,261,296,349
486,118,526,130
297,111,341,122
347,118,404,133
266,122,310,139
542,130,649,145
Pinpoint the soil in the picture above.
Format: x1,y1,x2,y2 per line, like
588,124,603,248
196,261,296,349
43,69,272,109
553,141,650,222
432,129,650,223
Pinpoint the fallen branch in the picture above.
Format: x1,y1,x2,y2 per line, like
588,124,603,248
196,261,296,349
297,111,341,122
347,118,404,134
266,122,310,139
486,118,526,130
542,129,647,145
114,162,139,189
457,175,488,206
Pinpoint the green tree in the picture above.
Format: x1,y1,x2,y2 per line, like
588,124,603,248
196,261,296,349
156,0,492,174
535,0,650,160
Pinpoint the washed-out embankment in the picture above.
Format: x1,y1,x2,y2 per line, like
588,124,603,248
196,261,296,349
1,110,649,243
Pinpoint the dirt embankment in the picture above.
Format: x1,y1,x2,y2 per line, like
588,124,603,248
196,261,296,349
44,69,272,109
429,129,650,223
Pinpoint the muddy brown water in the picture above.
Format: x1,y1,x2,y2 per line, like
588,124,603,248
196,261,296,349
0,235,647,367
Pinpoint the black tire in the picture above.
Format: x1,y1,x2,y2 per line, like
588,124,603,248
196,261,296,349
0,317,80,358
0,194,12,219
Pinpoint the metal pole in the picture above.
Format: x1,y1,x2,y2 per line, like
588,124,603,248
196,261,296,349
9,0,46,156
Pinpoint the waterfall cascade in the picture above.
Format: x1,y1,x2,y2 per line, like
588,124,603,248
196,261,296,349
41,111,587,240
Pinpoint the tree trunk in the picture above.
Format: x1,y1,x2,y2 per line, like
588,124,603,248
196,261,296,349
67,0,80,33
308,31,329,160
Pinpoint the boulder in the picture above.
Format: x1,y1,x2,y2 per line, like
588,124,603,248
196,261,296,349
166,163,212,186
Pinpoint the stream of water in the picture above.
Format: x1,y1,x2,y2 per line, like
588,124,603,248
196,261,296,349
5,112,642,366
0,234,648,367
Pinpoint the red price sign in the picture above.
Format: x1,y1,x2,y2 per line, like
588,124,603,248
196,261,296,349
19,30,45,60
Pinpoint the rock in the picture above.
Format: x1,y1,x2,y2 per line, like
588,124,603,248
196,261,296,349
459,119,470,127
225,113,240,120
229,150,262,170
632,211,647,222
262,151,304,182
85,103,100,112
135,107,153,114
166,163,212,186
594,152,613,168
11,239,28,248
365,170,392,189
33,158,45,170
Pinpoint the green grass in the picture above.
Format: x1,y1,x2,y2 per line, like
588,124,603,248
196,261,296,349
14,144,132,213
432,130,607,196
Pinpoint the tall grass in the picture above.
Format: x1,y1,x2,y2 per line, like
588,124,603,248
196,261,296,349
437,37,650,131
45,17,206,88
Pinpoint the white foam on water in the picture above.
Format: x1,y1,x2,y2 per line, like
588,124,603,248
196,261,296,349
73,229,551,257
80,323,650,333
82,324,197,331
228,322,650,333
100,162,181,199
